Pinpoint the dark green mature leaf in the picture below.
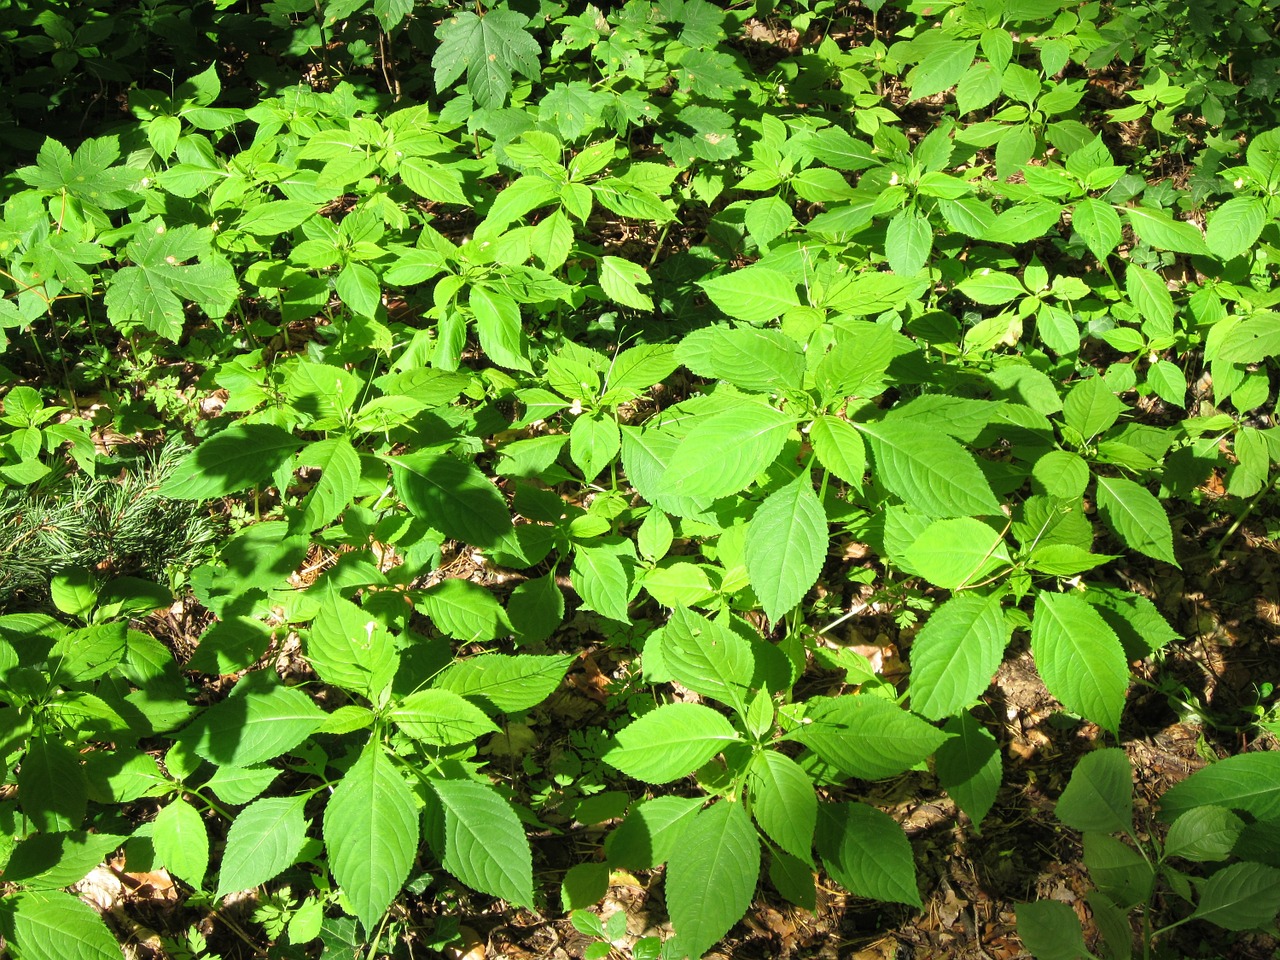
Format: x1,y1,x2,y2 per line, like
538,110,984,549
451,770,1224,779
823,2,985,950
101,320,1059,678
1158,753,1280,822
392,450,514,547
909,592,1010,720
159,424,301,499
17,737,87,832
1094,476,1177,566
859,419,1002,517
433,10,541,109
605,796,705,870
745,472,827,622
603,703,739,783
790,695,947,780
749,751,816,861
817,802,920,906
667,801,760,960
324,741,419,931
1030,593,1128,734
432,778,535,907
1055,748,1133,834
1191,862,1280,930
1015,900,1092,960
0,891,125,960
935,712,1002,826
1163,806,1245,862
216,796,308,897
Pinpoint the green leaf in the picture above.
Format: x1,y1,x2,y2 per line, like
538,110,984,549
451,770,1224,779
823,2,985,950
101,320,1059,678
470,286,531,372
399,158,468,205
909,593,1010,720
1062,376,1122,439
433,653,574,714
1015,900,1092,960
666,801,760,960
1191,861,1280,931
153,798,209,888
299,438,361,530
1215,312,1280,363
159,424,301,499
562,862,610,912
605,796,704,869
309,586,398,696
1125,265,1175,334
816,802,920,906
790,695,947,780
216,796,309,897
659,403,794,500
203,763,280,806
676,325,805,393
1206,196,1267,261
1157,753,1280,822
1125,205,1209,256
598,256,654,311
570,412,621,482
748,751,816,861
507,574,565,644
323,741,419,931
697,267,801,324
603,703,739,783
177,676,324,766
416,578,512,642
935,712,1002,826
957,269,1027,305
904,518,1010,591
885,208,932,276
1055,748,1133,834
433,10,541,109
661,607,753,711
392,450,514,547
391,689,499,745
1163,806,1244,862
0,891,125,960
858,419,1002,517
432,778,535,907
571,542,633,623
956,61,1002,115
906,39,977,99
745,472,827,622
1030,593,1128,734
810,415,866,488
768,849,817,910
236,200,316,236
50,567,98,619
17,737,87,832
1094,476,1177,566
4,831,129,890
1073,197,1123,262
744,195,793,247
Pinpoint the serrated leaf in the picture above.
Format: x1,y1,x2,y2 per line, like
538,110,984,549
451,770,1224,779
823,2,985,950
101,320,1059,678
904,518,1010,591
1073,197,1123,262
416,578,512,642
745,472,827,622
1206,196,1267,261
570,411,620,482
216,796,308,897
1163,806,1245,862
432,778,535,907
236,200,316,236
324,741,419,931
1055,748,1133,834
909,593,1011,720
177,677,324,766
1016,900,1091,960
666,801,760,960
603,703,739,783
433,10,541,109
309,586,398,696
810,415,866,488
392,450,513,548
1157,752,1280,822
1063,376,1122,439
935,712,1002,825
1095,476,1177,565
0,891,125,960
676,325,805,393
885,208,932,276
749,751,816,861
1191,861,1280,930
859,419,1001,517
153,798,209,888
697,267,801,324
661,607,753,711
598,256,654,310
1125,205,1209,256
159,424,301,499
17,737,87,832
1125,265,1174,334
958,269,1027,305
507,574,565,644
1030,593,1128,734
605,796,704,869
433,653,573,714
817,802,920,906
790,695,947,780
391,689,499,745
571,542,633,623
659,404,794,500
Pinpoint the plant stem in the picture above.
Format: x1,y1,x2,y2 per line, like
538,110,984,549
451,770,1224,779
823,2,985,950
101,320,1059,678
1209,470,1279,562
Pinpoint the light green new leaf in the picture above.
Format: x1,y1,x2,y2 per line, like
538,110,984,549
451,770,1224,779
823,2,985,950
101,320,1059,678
659,404,794,500
661,606,754,712
817,802,920,906
391,689,499,745
236,200,316,236
1062,376,1122,439
603,702,739,783
216,796,309,897
1094,476,1176,565
1030,593,1128,734
159,424,301,500
433,653,574,714
790,695,947,780
907,39,977,99
309,586,398,696
885,208,932,276
416,578,512,642
177,677,324,766
570,412,620,482
744,195,793,247
858,419,1001,517
1072,197,1123,262
1055,748,1133,834
1125,206,1209,256
399,157,468,205
957,269,1026,305
571,543,632,622
604,796,704,869
1157,752,1280,822
909,592,1011,720
432,778,535,907
904,518,1010,591
1205,196,1267,262
432,9,541,109
1191,862,1280,931
0,891,125,960
810,415,866,488
667,801,760,960
392,450,513,547
676,325,805,393
470,285,531,372
1125,265,1175,334
323,741,419,931
745,472,827,622
749,751,816,861
153,798,209,888
598,256,654,310
697,267,801,324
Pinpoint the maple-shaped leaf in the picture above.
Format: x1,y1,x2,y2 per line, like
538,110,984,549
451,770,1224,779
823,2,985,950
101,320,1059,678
16,136,141,210
104,220,238,341
433,9,541,109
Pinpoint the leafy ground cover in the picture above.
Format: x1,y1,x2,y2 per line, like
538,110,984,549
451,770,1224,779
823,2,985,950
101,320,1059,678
2,0,1280,958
